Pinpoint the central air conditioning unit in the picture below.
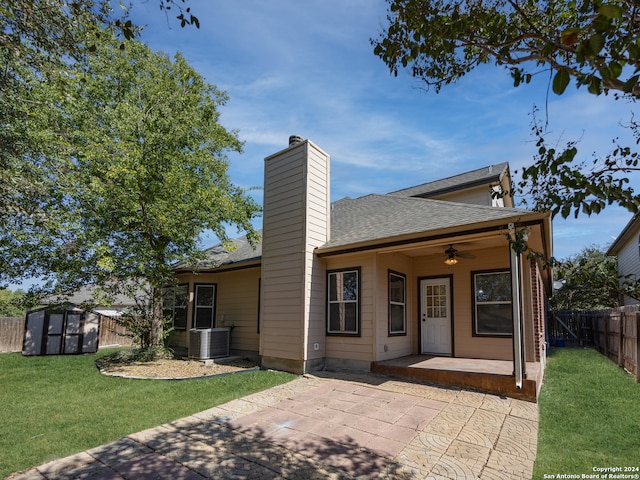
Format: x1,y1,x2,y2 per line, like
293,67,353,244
189,327,230,360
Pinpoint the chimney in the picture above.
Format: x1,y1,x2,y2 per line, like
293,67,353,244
289,135,304,147
261,137,330,374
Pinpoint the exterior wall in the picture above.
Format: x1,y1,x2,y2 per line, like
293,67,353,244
260,139,330,373
413,245,515,361
323,252,376,368
170,268,261,359
322,243,541,365
375,252,415,361
616,228,640,305
430,185,496,207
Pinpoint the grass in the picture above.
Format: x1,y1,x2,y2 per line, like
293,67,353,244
0,349,296,478
533,348,640,478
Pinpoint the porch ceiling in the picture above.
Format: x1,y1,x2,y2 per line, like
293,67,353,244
382,232,508,258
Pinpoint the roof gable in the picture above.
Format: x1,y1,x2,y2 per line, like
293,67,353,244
607,215,640,255
388,162,509,199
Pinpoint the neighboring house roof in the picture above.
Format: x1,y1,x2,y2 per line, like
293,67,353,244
607,214,640,256
43,283,142,308
388,162,509,198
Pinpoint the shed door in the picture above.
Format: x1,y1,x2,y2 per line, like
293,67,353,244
420,278,452,355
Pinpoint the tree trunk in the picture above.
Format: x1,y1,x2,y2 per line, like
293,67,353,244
150,286,164,348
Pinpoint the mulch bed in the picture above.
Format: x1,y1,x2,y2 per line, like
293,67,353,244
96,351,259,379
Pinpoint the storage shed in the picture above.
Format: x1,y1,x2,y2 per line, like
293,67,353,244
22,305,100,356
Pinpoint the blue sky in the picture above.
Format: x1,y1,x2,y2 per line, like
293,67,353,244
129,0,638,260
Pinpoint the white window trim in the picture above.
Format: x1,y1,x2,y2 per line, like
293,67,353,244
327,268,360,336
388,271,406,335
473,270,513,337
193,284,216,330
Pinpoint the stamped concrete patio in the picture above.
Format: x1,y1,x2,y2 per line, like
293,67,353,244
7,371,538,479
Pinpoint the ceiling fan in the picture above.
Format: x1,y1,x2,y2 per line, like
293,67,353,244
443,244,474,265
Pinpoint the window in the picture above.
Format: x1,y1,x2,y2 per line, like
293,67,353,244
193,284,216,329
327,268,360,335
473,270,512,336
162,284,188,330
388,271,406,335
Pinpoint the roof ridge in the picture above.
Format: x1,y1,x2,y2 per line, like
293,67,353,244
388,162,509,196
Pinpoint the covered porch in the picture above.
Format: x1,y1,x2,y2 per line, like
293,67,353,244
371,355,543,402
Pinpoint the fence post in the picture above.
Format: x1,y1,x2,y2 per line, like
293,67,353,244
618,313,624,368
636,312,640,383
603,313,609,359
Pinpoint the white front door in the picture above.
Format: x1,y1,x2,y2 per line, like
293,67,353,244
420,278,452,355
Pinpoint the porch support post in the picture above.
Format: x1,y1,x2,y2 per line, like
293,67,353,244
509,223,525,389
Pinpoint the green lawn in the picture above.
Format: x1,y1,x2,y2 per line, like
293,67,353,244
0,349,296,478
533,348,640,478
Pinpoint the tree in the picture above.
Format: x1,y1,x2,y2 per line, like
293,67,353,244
551,246,619,310
371,0,640,219
1,0,200,288
0,289,26,317
3,32,260,351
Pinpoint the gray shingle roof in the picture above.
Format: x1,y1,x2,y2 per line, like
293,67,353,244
322,194,531,249
180,195,532,271
388,162,509,198
173,231,262,270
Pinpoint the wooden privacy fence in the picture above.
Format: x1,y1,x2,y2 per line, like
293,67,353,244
549,305,640,381
0,317,25,352
0,315,132,353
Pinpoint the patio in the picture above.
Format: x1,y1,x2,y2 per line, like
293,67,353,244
371,355,543,402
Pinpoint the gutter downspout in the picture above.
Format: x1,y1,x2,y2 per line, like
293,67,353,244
509,223,526,389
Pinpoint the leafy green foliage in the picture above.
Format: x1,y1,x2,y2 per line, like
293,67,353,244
373,0,640,97
0,289,26,317
551,245,619,310
372,0,640,219
519,110,640,218
0,0,200,289
1,27,259,346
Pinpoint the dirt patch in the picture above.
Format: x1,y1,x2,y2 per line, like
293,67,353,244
96,352,259,379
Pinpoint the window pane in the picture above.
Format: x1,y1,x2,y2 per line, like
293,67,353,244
343,303,357,332
390,304,405,333
196,286,214,306
162,288,174,305
329,274,338,301
476,304,513,335
174,307,187,330
329,304,341,331
175,285,188,306
195,307,214,329
342,272,358,301
389,274,404,303
476,273,511,302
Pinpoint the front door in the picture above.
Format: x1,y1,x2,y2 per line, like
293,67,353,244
420,278,452,355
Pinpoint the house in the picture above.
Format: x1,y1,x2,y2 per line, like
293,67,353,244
607,215,640,305
170,136,553,401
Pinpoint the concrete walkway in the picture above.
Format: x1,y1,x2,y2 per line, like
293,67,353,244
7,372,538,479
